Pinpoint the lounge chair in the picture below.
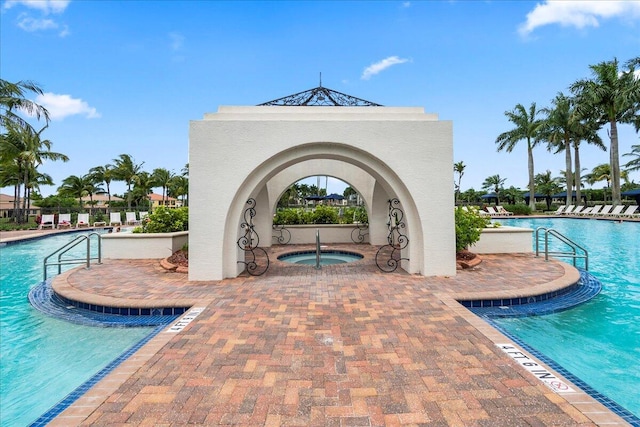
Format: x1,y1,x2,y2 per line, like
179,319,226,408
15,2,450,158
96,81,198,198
139,211,149,220
602,205,625,217
619,205,638,218
39,214,55,230
109,212,122,226
552,205,566,215
496,206,513,216
576,207,593,216
585,205,603,216
125,212,139,225
561,205,576,215
568,205,585,215
76,213,90,228
57,213,72,229
597,205,613,216
485,206,500,217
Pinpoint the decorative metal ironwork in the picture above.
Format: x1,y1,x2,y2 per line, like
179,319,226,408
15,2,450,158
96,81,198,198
272,224,291,245
259,85,382,107
375,198,409,273
350,222,369,244
237,199,269,276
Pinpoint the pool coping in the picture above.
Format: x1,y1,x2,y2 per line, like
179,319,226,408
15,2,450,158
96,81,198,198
38,248,636,426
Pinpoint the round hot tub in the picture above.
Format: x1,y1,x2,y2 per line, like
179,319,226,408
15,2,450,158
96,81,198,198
278,250,363,266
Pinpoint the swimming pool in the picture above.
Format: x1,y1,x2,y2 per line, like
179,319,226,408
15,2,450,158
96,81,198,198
0,232,155,426
493,218,639,418
278,250,363,265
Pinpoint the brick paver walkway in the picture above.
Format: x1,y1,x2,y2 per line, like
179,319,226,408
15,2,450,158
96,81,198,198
47,244,628,426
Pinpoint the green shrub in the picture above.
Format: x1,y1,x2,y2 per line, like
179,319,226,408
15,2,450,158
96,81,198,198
455,207,491,252
138,207,188,233
311,205,339,224
506,204,532,215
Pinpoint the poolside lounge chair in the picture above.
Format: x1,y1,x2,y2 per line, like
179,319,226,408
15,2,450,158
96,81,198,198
561,205,576,215
619,205,638,218
125,212,139,225
552,205,566,215
39,214,55,230
139,211,149,220
576,207,593,216
75,213,90,228
485,206,500,217
602,205,625,217
57,213,72,229
585,205,603,217
597,205,613,216
496,206,513,216
109,212,122,226
568,205,585,216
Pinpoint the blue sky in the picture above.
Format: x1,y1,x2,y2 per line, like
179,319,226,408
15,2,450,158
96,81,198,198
2,0,639,197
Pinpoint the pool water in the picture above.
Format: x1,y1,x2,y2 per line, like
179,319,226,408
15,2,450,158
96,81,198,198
0,232,154,426
494,218,639,417
278,250,363,265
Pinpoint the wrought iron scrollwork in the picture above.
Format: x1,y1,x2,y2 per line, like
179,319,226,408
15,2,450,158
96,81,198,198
258,86,382,107
237,199,269,276
375,198,409,273
350,223,369,244
272,224,291,245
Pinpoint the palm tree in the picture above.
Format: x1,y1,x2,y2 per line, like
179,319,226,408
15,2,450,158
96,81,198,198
623,144,640,172
168,175,189,207
89,164,115,213
570,57,640,205
58,174,92,213
453,161,466,204
482,174,506,203
152,168,174,203
1,122,68,222
535,170,563,210
112,154,144,209
496,102,544,211
0,78,50,131
131,171,155,209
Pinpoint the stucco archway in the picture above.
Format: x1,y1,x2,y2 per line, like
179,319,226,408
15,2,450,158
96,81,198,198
189,105,455,280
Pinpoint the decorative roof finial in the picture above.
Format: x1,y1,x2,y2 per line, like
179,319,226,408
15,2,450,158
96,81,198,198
319,72,322,88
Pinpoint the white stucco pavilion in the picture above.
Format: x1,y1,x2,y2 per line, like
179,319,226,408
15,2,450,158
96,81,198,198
188,87,455,281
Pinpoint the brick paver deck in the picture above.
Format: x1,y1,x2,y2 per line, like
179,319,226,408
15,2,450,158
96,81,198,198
45,244,629,426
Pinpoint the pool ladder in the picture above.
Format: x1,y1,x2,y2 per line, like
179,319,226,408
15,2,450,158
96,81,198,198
315,229,321,270
535,227,588,270
43,232,103,280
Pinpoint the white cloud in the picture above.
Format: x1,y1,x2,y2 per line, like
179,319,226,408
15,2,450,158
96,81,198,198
4,0,70,14
33,93,100,120
519,0,640,36
169,32,184,51
361,56,411,80
17,14,57,31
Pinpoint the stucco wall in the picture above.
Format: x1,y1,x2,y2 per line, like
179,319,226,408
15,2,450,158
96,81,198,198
189,106,454,280
102,231,188,259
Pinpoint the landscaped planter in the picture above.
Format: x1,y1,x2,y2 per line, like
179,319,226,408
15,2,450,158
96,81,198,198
276,224,368,245
471,226,533,254
101,231,188,259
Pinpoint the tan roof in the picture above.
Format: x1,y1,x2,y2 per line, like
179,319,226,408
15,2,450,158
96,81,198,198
148,193,177,201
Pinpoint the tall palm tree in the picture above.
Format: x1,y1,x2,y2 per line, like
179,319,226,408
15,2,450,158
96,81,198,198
0,78,50,131
482,174,506,204
131,171,155,209
58,174,92,213
453,161,466,204
623,144,640,172
1,122,68,222
168,175,189,207
152,168,174,203
570,57,640,205
496,102,544,211
89,164,115,213
112,154,144,209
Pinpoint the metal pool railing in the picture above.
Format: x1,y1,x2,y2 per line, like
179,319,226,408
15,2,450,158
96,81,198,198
535,227,589,270
43,232,102,280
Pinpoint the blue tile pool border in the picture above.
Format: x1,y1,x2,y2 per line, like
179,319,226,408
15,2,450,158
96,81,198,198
27,321,175,427
487,320,640,427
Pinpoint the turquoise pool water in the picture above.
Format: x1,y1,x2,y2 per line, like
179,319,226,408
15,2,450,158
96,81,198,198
0,232,154,426
494,218,639,417
278,250,363,265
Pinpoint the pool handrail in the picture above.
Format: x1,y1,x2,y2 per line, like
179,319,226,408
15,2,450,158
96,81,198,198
43,232,103,280
535,227,589,270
